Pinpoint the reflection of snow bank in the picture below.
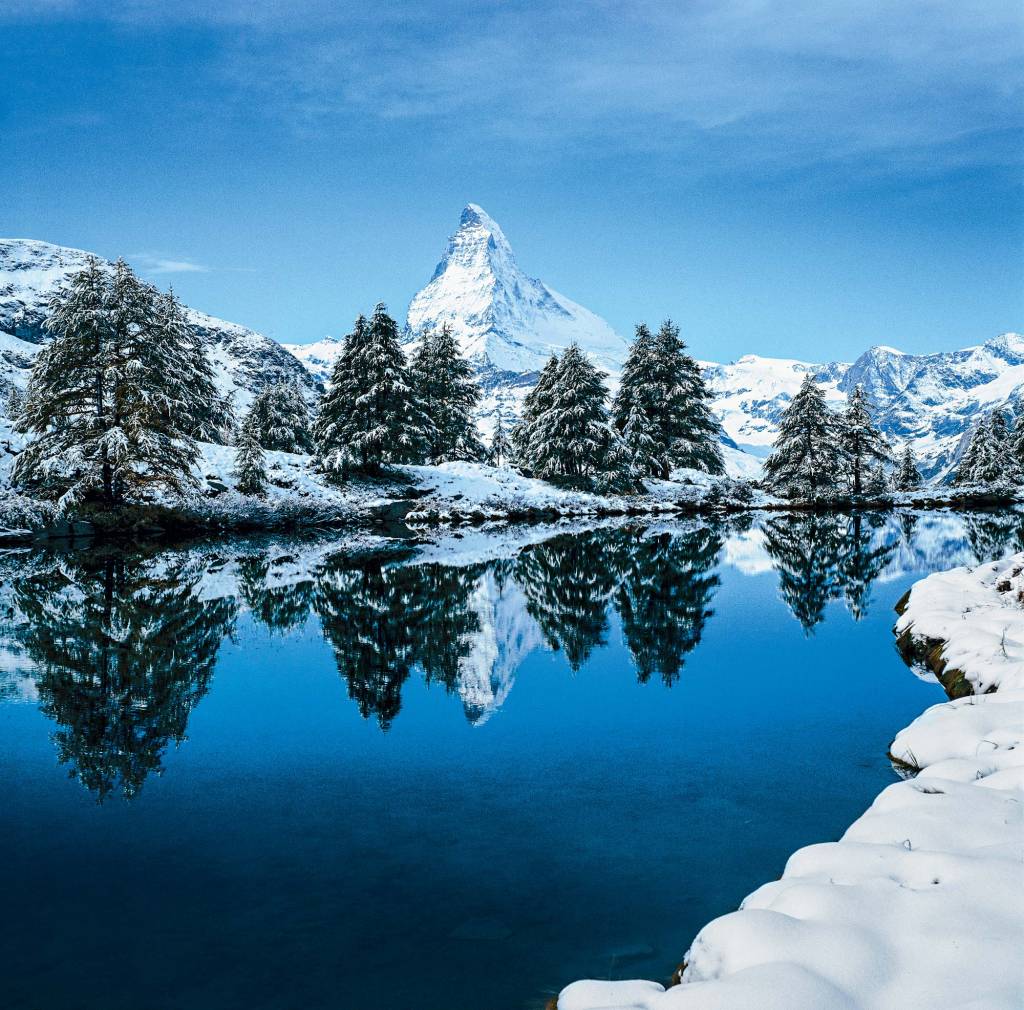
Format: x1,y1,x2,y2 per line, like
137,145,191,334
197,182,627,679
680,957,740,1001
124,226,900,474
558,553,1024,1010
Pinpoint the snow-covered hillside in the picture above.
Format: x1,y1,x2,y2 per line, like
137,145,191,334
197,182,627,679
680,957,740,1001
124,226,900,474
404,204,628,377
0,238,319,414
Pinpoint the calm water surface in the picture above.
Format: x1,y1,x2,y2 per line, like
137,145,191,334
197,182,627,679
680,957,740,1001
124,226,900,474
1,509,1021,1010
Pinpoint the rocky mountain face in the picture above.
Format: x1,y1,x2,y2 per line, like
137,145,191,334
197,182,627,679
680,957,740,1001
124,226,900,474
0,238,320,419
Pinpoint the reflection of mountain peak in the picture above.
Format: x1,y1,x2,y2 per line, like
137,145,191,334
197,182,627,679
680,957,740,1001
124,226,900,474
458,571,544,725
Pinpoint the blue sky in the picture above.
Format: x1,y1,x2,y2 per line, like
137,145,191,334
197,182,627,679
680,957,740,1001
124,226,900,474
2,1,1021,362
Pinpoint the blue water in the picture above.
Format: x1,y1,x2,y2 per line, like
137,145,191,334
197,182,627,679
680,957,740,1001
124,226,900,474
1,510,1020,1010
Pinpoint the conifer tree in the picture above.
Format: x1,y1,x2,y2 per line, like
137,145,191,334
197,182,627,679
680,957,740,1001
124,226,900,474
511,353,559,469
763,374,844,499
489,410,511,467
892,443,923,491
954,410,1011,486
529,343,612,481
620,399,659,479
652,321,724,476
14,258,215,508
840,384,891,495
1011,411,1024,478
612,321,723,478
612,323,660,462
313,304,431,473
4,385,25,430
150,287,231,443
410,324,483,463
234,413,267,496
247,381,312,453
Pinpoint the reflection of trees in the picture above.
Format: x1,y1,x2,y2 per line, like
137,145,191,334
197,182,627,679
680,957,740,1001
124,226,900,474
237,553,315,633
762,512,897,632
313,553,483,729
962,510,1024,563
616,525,723,686
14,550,237,801
514,531,623,671
838,512,897,620
762,514,845,633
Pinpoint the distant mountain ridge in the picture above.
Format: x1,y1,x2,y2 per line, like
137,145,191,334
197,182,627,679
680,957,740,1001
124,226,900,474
706,334,1024,477
2,222,1020,483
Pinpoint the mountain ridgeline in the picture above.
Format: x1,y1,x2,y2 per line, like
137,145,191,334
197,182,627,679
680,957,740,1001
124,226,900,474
2,208,1021,481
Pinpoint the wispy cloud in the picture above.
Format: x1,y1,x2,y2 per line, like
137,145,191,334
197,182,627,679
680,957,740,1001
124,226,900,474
8,0,1023,178
132,254,210,275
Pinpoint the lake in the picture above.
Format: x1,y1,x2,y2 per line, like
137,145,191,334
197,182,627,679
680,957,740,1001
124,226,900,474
1,509,1021,1010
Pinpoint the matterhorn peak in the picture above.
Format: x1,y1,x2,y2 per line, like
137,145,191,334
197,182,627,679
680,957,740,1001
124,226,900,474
406,204,627,376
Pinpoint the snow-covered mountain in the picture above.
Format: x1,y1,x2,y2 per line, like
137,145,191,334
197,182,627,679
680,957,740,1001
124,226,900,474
282,335,343,385
706,336,1024,478
404,204,628,377
0,238,319,415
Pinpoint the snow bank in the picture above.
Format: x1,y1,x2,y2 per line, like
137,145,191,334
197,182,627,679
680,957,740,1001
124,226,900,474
556,553,1024,1010
894,553,1024,695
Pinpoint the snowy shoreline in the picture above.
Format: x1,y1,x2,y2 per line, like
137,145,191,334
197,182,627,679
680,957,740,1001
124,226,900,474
0,448,1018,544
555,552,1024,1010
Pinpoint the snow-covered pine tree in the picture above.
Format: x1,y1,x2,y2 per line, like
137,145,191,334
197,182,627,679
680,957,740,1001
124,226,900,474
510,353,559,470
151,288,230,442
611,323,661,473
247,381,312,453
1011,411,1024,478
620,398,659,480
839,384,891,495
954,409,1011,486
489,410,511,467
892,443,923,491
762,374,844,499
530,343,612,481
864,462,889,496
313,304,430,474
411,323,483,463
14,259,216,509
4,385,26,430
592,427,639,495
650,320,725,476
234,413,267,496
314,314,369,473
103,264,212,502
14,256,113,505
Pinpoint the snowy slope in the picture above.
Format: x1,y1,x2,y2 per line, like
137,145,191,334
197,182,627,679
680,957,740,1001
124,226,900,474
0,238,319,414
404,204,628,376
